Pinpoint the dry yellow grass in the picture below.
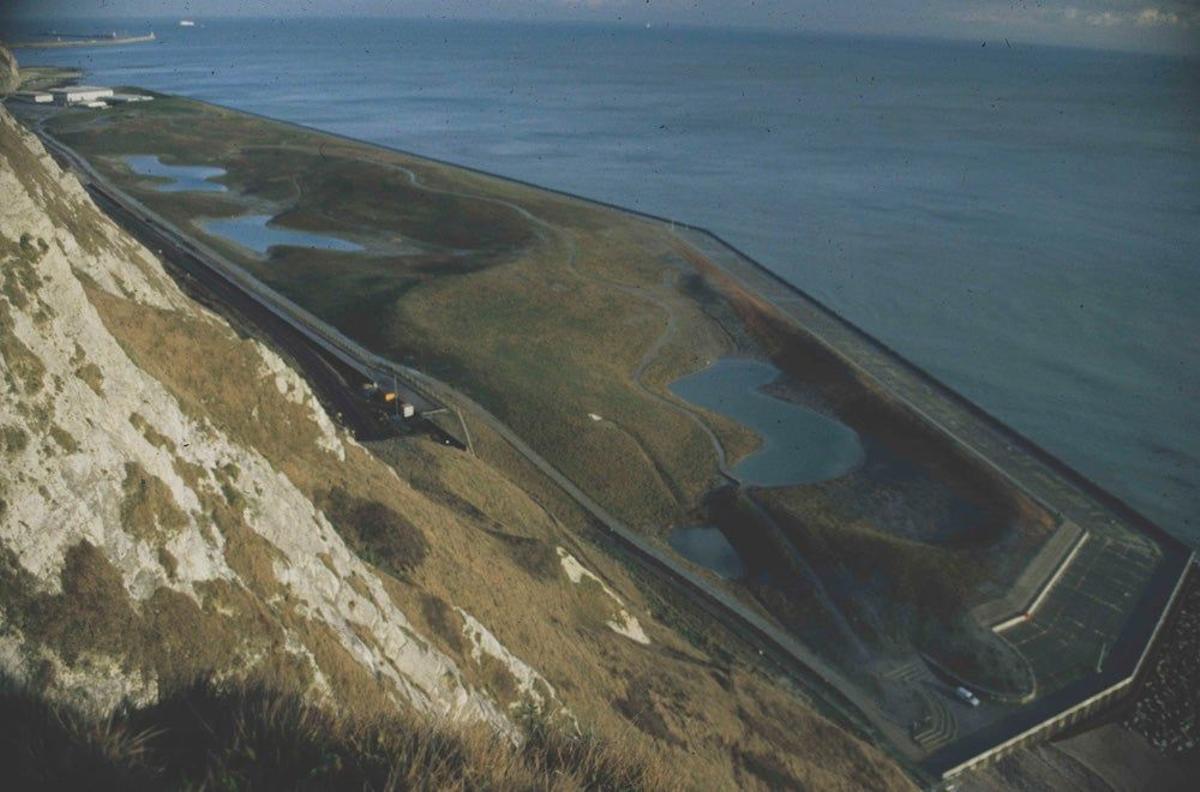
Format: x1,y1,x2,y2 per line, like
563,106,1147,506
0,673,672,791
73,273,911,789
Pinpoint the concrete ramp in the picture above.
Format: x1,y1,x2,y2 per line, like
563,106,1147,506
973,521,1088,632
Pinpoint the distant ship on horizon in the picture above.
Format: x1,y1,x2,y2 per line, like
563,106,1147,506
179,20,195,27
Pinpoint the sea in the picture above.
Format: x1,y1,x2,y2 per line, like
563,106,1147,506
11,18,1199,547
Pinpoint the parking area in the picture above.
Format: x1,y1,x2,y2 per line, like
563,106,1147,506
1006,536,1159,693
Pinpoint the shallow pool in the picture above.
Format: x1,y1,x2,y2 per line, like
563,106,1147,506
668,525,745,579
123,155,227,192
670,357,863,487
200,214,363,255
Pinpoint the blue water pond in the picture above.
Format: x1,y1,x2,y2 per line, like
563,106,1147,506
667,525,745,580
201,214,363,255
670,357,863,488
124,154,227,192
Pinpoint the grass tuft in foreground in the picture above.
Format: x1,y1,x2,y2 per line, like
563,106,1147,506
0,674,666,791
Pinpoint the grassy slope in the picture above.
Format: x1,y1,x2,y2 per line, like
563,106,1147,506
74,277,907,791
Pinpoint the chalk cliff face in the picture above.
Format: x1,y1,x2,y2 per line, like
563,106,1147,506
0,46,17,96
0,105,538,728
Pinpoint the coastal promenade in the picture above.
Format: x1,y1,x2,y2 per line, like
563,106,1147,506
668,228,1193,778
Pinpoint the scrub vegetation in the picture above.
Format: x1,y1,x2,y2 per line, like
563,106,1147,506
319,486,429,577
0,673,667,791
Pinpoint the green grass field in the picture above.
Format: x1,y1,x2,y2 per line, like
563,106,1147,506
47,98,757,531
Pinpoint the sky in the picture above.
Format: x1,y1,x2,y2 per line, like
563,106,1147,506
2,0,1198,54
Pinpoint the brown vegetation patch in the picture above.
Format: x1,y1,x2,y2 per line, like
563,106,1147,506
493,532,560,581
18,541,137,666
1,424,29,455
74,362,104,396
290,615,393,718
734,747,803,790
83,285,331,480
129,413,175,452
419,594,466,656
345,572,374,603
316,551,336,575
119,462,188,545
571,575,621,634
319,486,429,577
157,547,178,579
48,424,78,454
0,232,45,312
0,306,45,394
478,653,521,707
0,541,289,692
613,676,685,747
216,513,285,599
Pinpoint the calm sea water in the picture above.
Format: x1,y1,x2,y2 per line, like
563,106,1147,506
15,18,1199,545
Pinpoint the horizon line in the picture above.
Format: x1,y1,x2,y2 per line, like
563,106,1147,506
3,13,1196,59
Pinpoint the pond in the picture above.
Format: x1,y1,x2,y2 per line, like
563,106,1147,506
123,155,227,192
670,357,863,487
668,525,745,580
200,214,364,255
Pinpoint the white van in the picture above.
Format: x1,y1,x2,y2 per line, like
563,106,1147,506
955,686,981,707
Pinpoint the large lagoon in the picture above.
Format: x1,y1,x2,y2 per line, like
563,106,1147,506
669,358,863,488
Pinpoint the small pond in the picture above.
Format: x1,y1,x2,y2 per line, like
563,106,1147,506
668,525,745,579
670,357,863,487
200,214,363,255
123,155,227,192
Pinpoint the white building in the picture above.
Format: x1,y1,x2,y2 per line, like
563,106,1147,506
50,86,115,106
108,93,154,104
12,91,53,104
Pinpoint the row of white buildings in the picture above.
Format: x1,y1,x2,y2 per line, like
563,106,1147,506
12,85,153,109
